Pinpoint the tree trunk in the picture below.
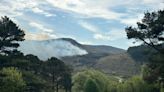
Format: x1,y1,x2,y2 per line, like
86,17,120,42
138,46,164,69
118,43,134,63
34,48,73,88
69,88,71,92
52,72,55,92
65,88,68,92
56,81,59,92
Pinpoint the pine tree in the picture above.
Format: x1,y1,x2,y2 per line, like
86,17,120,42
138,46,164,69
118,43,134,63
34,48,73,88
0,16,25,55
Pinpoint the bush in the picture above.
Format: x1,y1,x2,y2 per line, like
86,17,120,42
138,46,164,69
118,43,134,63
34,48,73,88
84,78,100,92
0,67,26,92
72,69,118,92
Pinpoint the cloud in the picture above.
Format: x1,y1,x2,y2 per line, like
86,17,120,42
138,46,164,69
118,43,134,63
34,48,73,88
159,3,164,9
27,22,78,41
119,0,163,26
26,22,57,40
31,7,56,17
0,0,54,17
120,14,143,26
79,21,126,41
143,0,164,4
93,29,126,41
79,21,98,33
29,22,54,33
1,0,163,25
0,1,23,17
45,0,163,21
94,34,110,40
79,21,127,41
45,0,124,20
25,32,57,40
1,0,163,21
120,18,138,26
107,29,126,40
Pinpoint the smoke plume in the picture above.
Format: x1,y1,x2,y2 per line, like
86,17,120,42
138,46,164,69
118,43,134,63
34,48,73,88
18,39,88,60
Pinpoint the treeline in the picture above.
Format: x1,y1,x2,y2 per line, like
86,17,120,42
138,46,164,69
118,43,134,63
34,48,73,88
0,16,72,92
72,69,163,92
0,53,72,92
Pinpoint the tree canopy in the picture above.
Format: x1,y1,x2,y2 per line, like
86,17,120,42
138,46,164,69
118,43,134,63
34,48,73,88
125,10,164,89
0,16,25,54
125,10,164,53
84,78,100,92
0,67,26,92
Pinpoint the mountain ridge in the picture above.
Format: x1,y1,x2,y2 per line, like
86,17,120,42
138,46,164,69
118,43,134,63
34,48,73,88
18,38,140,77
57,38,126,54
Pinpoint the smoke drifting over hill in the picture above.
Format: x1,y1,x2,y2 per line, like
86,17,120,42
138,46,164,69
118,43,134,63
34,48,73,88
18,39,88,60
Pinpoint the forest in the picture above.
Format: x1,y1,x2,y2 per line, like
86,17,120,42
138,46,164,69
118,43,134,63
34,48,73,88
0,9,164,92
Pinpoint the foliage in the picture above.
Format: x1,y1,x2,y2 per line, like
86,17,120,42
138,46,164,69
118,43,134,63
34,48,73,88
44,57,72,92
72,69,118,92
72,69,162,92
125,10,164,53
0,53,73,92
125,10,164,86
0,16,25,54
113,75,160,92
22,71,47,92
84,78,100,92
0,67,26,92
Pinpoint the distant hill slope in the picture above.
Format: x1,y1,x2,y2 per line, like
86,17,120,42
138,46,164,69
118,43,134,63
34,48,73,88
19,38,141,77
127,45,158,63
82,45,125,54
58,38,140,77
95,53,140,77
62,52,140,77
59,38,126,54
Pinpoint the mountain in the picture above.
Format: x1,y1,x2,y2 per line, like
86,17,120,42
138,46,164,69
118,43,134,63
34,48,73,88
18,38,140,77
59,38,125,54
18,38,125,60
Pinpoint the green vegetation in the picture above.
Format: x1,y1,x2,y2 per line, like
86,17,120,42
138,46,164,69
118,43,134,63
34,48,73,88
0,54,72,92
72,70,116,92
0,16,25,55
72,69,161,92
0,16,72,92
0,67,26,92
0,9,164,92
125,10,164,53
84,78,100,92
126,10,164,91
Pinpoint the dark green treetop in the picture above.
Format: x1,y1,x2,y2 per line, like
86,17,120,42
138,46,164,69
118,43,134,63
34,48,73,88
125,10,164,53
0,16,25,54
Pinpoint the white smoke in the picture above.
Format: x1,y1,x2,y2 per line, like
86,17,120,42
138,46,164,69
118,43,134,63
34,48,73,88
18,39,88,60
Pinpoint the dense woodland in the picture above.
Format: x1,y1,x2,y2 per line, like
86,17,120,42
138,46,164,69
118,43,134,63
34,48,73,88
0,10,164,92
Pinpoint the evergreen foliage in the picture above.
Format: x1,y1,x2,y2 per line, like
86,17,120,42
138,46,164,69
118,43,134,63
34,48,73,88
0,16,25,54
0,67,26,92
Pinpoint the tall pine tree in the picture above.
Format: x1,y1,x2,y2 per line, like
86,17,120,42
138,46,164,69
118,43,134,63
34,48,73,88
0,16,25,55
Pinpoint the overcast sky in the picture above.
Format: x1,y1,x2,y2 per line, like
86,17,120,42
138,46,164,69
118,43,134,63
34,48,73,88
0,0,163,49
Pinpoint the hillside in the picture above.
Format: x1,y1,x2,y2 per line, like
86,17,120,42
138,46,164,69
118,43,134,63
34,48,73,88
18,38,125,60
60,38,126,54
95,53,140,77
18,38,141,77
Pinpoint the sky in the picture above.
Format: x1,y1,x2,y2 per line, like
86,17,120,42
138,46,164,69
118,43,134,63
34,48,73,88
0,0,164,49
